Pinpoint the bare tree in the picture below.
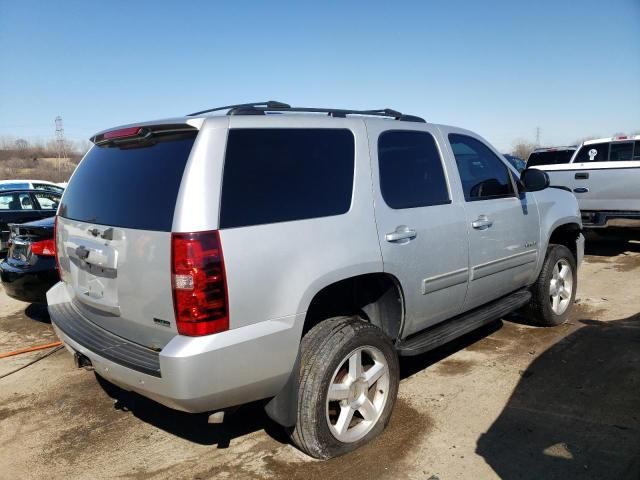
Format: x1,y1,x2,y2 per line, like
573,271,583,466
511,140,536,160
15,138,29,152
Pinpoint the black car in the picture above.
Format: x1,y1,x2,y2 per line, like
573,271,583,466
0,189,60,252
0,216,58,303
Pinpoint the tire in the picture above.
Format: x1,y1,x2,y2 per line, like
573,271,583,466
526,244,577,326
290,316,399,459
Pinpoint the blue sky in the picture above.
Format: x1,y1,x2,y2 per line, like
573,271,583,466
0,0,638,151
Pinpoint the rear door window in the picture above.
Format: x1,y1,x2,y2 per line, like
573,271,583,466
574,142,610,163
378,130,449,209
635,141,640,160
59,132,197,231
609,142,634,161
449,134,515,201
220,129,354,229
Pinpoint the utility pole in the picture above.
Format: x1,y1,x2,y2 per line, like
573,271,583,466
535,127,541,147
55,116,67,171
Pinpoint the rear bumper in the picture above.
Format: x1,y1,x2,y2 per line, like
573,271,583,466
47,282,302,413
581,211,640,229
0,258,58,303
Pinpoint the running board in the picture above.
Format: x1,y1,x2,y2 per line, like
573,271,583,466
396,289,532,356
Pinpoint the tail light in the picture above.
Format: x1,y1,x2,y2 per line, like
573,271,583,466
54,216,67,281
31,239,56,256
171,230,229,336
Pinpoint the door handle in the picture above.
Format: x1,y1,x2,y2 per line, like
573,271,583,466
472,215,493,230
575,172,589,179
573,187,589,193
385,226,417,243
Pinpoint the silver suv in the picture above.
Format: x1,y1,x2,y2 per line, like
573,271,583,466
48,101,584,459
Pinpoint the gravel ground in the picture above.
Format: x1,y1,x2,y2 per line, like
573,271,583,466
0,235,638,480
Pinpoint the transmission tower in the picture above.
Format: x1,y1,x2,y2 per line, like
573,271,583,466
55,116,67,171
535,127,541,147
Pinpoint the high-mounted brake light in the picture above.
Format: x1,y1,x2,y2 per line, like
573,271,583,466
171,230,229,336
31,238,56,257
102,127,143,140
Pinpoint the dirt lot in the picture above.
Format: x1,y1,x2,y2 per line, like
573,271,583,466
1,235,639,480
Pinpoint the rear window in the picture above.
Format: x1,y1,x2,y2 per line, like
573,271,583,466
220,129,354,229
0,182,30,191
59,132,196,231
574,142,610,163
34,183,64,194
527,150,574,166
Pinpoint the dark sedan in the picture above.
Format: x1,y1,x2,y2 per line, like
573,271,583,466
0,189,60,252
0,216,58,303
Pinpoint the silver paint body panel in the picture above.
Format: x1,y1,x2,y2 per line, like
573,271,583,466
48,114,582,413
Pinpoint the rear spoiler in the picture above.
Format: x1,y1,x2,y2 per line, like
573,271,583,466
91,124,198,146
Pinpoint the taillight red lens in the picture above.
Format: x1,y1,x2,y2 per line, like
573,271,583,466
171,230,229,336
54,216,63,274
53,216,68,281
31,238,56,257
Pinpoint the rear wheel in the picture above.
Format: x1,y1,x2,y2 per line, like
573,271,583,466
527,244,577,326
290,316,399,459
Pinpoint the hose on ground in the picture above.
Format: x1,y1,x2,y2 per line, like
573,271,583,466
0,345,64,380
0,341,63,359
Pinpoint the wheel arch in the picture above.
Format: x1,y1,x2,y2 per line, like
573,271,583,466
265,271,405,428
301,272,405,342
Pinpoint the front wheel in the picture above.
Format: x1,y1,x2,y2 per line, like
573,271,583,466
526,244,577,326
290,316,399,459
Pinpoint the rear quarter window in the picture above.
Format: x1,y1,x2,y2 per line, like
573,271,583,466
219,129,354,229
59,132,196,231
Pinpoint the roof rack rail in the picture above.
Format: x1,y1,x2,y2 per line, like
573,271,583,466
187,101,426,123
187,101,291,117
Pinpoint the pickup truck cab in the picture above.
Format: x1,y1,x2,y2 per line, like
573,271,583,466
532,135,640,229
47,102,584,459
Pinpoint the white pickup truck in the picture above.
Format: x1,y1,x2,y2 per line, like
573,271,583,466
533,135,640,230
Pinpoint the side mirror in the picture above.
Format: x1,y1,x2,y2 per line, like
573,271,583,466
520,168,550,192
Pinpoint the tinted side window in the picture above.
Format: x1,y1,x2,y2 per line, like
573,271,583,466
378,131,449,209
448,134,514,201
574,142,609,162
609,142,634,161
220,129,354,229
635,141,640,160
